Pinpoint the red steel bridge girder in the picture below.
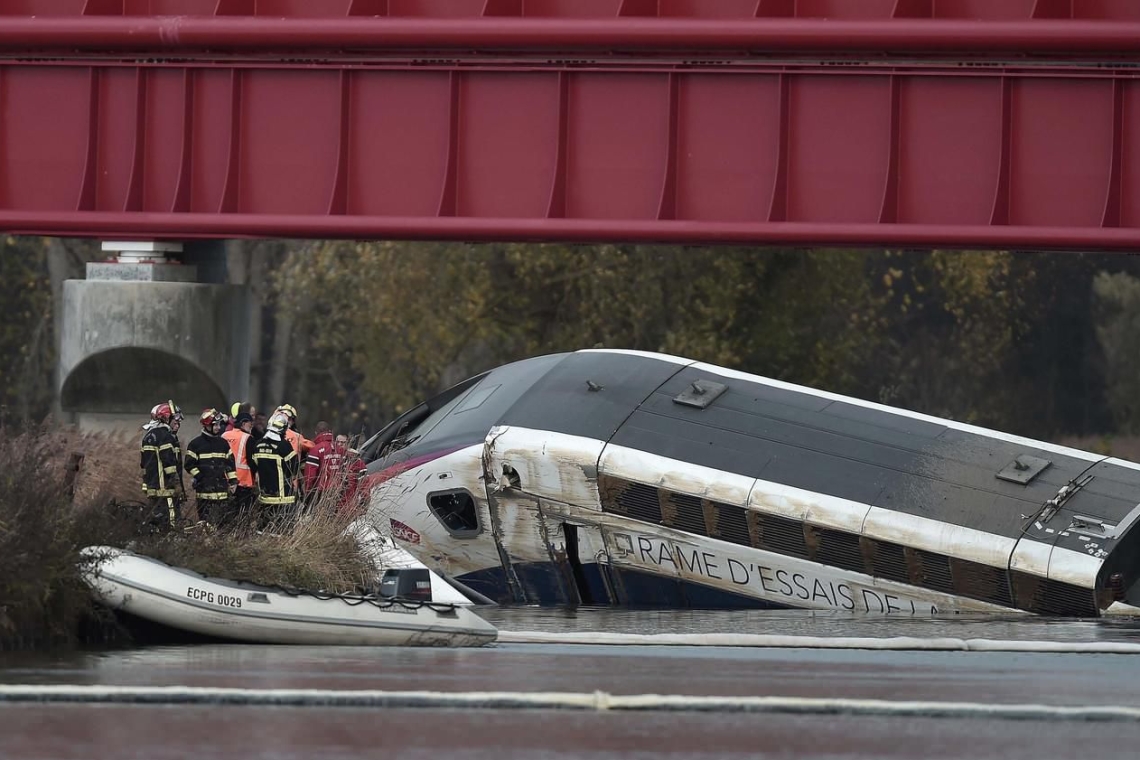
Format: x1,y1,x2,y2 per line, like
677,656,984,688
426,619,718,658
2,60,1139,248
6,0,1140,21
4,2,1140,248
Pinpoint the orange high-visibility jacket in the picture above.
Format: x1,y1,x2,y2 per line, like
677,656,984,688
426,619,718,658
222,428,254,488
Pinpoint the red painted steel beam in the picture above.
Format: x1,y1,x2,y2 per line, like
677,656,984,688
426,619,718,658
4,0,1140,23
2,17,1140,56
3,213,1140,252
1,59,1138,249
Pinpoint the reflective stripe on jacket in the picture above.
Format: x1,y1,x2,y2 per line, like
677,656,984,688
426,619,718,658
141,425,180,498
186,431,237,500
222,428,254,487
251,434,299,504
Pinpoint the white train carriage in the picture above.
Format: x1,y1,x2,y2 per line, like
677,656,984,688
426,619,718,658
360,349,1140,616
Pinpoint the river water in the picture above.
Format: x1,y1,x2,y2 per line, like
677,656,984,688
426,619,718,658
4,608,1140,759
479,605,1140,642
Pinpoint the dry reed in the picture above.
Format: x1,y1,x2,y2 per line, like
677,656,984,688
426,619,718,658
0,423,379,650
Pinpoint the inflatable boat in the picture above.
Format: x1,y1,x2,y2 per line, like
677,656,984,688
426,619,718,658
80,546,498,647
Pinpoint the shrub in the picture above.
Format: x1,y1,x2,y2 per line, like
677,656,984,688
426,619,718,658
0,426,105,648
0,423,378,650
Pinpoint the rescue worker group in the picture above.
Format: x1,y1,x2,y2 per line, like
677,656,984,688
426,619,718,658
139,401,365,531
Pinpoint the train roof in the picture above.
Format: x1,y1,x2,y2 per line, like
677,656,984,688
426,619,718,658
493,349,1140,543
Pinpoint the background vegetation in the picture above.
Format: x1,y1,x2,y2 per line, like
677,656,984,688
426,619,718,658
270,242,1134,444
4,236,1140,444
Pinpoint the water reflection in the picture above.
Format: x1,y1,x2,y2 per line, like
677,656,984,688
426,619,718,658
2,606,1140,683
479,605,1140,642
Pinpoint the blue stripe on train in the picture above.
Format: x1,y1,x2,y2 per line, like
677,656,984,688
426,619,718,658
457,562,785,609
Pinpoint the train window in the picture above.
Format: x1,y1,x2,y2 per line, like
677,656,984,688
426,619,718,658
428,490,481,537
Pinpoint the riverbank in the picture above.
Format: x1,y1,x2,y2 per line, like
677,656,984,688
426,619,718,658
0,424,377,651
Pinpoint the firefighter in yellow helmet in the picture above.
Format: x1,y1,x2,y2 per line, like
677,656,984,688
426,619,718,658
275,403,314,495
274,404,312,455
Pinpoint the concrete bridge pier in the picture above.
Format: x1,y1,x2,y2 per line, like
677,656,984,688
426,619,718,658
59,241,251,437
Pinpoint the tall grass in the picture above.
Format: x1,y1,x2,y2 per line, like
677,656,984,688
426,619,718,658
0,427,101,648
140,501,379,593
0,424,378,650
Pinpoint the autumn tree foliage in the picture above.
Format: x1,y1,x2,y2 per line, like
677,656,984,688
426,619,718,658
270,242,1126,441
1,235,1132,443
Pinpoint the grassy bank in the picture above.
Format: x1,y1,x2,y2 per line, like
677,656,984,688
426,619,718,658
0,424,378,651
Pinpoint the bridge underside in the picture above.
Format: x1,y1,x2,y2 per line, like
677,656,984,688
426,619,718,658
3,1,1140,249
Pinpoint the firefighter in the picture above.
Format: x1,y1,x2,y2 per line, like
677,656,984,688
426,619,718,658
186,408,237,526
223,410,256,520
275,403,313,495
226,401,255,432
276,404,314,460
251,411,300,529
140,400,184,531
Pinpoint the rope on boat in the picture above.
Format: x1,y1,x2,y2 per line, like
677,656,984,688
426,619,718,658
2,684,1140,721
494,630,1140,652
268,585,459,614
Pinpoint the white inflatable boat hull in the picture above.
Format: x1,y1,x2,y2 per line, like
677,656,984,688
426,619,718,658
80,547,498,647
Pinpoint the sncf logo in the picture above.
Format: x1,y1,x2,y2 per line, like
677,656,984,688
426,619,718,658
390,519,421,545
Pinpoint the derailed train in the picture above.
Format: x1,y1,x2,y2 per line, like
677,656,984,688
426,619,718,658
360,349,1140,616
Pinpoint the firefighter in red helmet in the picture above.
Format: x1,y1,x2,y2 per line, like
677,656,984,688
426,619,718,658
186,408,238,526
140,400,184,530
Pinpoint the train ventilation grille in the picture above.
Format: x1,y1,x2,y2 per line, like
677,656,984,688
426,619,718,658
950,558,1013,608
1010,571,1097,616
710,501,751,547
868,540,910,584
809,527,867,574
602,479,662,525
755,513,809,560
915,549,956,595
660,492,708,536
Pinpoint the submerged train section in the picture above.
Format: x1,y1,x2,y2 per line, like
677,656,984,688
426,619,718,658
361,350,1140,616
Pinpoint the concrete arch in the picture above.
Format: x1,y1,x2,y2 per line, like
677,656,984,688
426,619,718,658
61,347,226,416
59,278,250,434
